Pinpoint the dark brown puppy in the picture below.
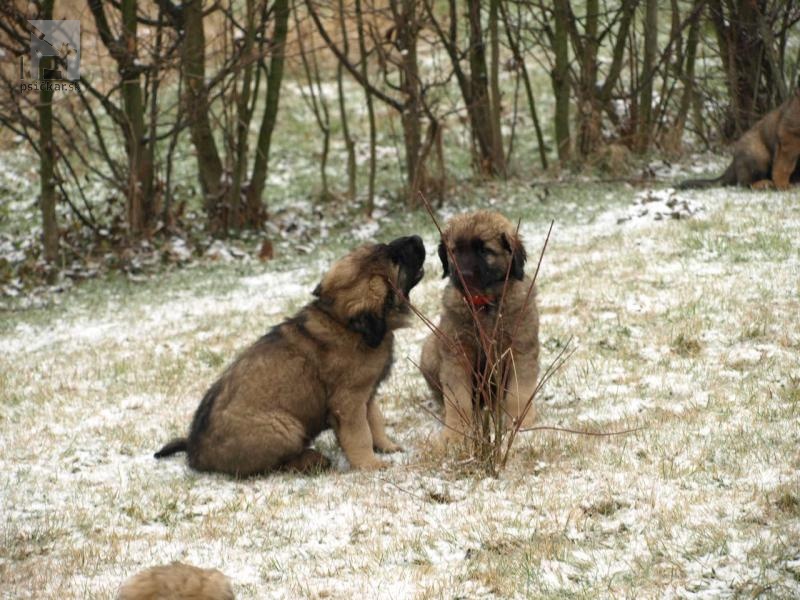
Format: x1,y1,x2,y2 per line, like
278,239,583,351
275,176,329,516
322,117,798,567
679,88,800,190
420,211,540,446
117,563,234,600
155,236,425,476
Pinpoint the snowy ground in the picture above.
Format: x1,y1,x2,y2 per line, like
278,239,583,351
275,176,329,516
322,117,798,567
1,185,799,598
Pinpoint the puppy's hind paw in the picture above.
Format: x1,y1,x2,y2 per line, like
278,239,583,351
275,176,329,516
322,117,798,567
281,449,332,474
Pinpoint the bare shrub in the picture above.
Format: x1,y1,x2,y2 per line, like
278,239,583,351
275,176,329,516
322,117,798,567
403,200,573,477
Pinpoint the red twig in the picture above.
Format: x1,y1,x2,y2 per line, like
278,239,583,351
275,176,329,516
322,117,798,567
519,425,646,436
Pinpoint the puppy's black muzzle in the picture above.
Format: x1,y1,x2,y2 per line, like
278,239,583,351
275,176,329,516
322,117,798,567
387,235,426,296
449,248,506,296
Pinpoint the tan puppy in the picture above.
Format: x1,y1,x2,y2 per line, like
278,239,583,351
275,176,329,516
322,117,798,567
117,562,234,600
420,211,540,446
679,88,800,190
155,236,425,476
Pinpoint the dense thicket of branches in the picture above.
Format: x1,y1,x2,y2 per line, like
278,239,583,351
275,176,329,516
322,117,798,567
0,0,798,263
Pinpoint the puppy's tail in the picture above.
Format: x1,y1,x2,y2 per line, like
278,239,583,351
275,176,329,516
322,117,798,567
154,437,188,459
677,163,736,190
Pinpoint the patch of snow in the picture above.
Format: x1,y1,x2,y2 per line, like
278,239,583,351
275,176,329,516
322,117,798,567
578,396,650,422
204,240,251,263
167,237,193,262
725,346,763,369
351,220,380,241
3,182,800,599
616,188,704,225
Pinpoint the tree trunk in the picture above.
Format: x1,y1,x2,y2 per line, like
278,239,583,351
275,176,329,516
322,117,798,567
552,0,571,161
488,0,506,176
499,0,547,169
87,0,154,237
337,0,357,201
337,61,357,201
295,4,332,201
636,0,658,152
577,0,601,157
120,0,152,235
148,6,165,221
664,0,700,155
181,0,225,233
428,0,503,176
598,0,636,106
39,0,58,265
354,0,376,215
395,0,425,205
754,3,788,103
247,0,290,226
466,0,502,175
708,0,768,139
230,0,258,232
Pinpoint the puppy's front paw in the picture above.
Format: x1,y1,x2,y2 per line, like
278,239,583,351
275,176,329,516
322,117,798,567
351,456,389,471
374,439,403,454
434,428,467,452
751,179,774,190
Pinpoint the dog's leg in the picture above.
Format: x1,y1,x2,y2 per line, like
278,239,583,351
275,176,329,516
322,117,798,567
437,358,474,446
331,396,386,470
367,399,402,453
502,364,538,431
420,334,444,404
772,142,800,190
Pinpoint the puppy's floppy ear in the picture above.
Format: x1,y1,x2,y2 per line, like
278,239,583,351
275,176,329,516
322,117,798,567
348,311,387,348
437,241,449,278
501,233,527,280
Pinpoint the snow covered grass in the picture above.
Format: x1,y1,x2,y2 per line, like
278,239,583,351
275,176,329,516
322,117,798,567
2,184,799,598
